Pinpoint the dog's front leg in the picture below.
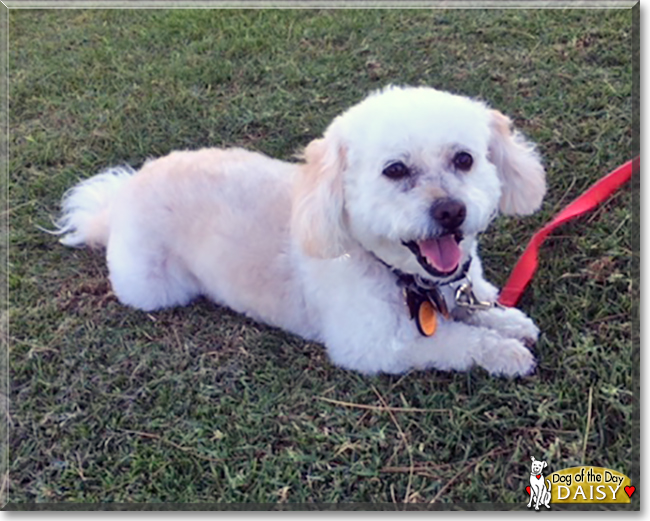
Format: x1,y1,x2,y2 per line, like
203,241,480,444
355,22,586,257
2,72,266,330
311,263,535,376
461,306,539,345
407,319,536,377
464,249,499,303
535,487,542,510
321,310,535,376
462,251,540,344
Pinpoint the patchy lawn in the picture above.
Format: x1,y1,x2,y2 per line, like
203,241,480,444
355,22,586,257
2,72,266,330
8,8,636,507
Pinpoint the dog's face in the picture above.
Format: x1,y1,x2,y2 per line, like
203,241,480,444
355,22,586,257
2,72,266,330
531,459,547,475
293,86,546,281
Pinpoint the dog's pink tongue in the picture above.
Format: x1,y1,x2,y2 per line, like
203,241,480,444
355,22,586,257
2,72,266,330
418,235,461,273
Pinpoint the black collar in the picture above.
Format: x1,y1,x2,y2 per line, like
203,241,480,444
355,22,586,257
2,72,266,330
390,257,472,291
371,251,472,293
391,258,471,319
372,252,472,336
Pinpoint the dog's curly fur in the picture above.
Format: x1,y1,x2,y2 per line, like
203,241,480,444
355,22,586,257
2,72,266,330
56,86,546,376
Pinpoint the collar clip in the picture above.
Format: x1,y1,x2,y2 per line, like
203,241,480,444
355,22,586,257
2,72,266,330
451,276,505,321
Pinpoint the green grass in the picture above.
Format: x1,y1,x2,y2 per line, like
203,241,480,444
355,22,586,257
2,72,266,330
8,8,636,507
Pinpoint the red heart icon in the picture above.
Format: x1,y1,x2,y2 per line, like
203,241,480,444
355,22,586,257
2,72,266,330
624,486,635,498
536,474,541,479
526,486,531,495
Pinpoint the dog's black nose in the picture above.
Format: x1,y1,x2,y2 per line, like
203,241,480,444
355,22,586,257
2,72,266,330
431,198,466,230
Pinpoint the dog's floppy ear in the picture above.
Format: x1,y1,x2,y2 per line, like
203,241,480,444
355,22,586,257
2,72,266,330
488,110,546,216
292,135,349,258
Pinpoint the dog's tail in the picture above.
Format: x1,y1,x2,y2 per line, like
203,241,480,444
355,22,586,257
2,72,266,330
53,166,135,248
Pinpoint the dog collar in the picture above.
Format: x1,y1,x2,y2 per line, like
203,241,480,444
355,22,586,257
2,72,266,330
388,258,472,337
451,277,506,321
372,253,505,336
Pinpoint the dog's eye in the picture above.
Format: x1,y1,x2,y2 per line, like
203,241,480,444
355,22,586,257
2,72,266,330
453,152,473,171
382,161,410,180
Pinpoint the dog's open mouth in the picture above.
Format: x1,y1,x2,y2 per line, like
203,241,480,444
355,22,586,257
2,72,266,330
403,232,463,278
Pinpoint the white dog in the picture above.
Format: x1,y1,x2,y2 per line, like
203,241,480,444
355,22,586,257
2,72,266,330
528,456,552,509
55,86,546,376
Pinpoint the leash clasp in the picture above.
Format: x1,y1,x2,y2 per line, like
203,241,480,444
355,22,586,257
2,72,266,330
454,278,504,312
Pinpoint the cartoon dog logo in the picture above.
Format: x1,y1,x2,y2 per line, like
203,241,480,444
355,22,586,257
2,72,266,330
527,456,552,510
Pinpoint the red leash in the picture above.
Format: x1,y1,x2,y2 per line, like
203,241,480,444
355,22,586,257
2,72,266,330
498,157,637,307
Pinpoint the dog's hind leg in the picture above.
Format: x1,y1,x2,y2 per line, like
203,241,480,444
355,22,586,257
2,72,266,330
106,213,201,312
544,481,552,508
107,237,200,312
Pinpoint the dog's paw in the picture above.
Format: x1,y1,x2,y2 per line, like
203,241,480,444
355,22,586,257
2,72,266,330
478,337,536,377
501,309,539,344
471,307,540,344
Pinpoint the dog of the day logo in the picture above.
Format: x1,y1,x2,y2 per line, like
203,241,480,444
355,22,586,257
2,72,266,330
526,456,552,510
525,457,635,507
